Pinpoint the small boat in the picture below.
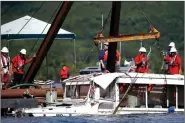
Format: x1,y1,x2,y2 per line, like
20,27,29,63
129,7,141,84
20,72,184,117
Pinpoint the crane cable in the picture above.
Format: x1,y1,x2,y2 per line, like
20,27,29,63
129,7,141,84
78,2,117,71
23,2,63,81
136,2,154,27
27,1,63,57
136,2,163,71
136,2,168,100
9,1,46,46
95,2,116,53
98,2,116,34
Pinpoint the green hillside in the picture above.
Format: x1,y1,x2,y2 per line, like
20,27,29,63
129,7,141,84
1,1,184,81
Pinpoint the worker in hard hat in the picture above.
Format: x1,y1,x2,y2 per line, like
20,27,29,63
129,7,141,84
164,47,182,75
163,47,182,106
134,47,149,73
134,47,154,93
98,43,121,72
10,49,36,85
162,42,177,74
98,43,109,72
0,47,10,89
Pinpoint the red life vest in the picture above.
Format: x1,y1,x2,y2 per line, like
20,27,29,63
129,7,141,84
60,68,70,79
103,51,108,61
165,55,181,74
115,50,120,63
134,54,148,73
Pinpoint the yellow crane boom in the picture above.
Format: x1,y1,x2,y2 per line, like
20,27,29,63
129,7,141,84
94,26,160,45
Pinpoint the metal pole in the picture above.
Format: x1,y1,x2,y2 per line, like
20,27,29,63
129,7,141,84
145,85,148,108
8,40,10,58
167,86,169,107
50,82,53,103
107,1,121,72
46,53,48,80
73,39,77,71
100,14,103,50
8,40,11,69
176,86,178,109
120,41,121,64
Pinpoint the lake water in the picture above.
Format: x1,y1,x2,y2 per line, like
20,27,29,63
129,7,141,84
2,113,184,123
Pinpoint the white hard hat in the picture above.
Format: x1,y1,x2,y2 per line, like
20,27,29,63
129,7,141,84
170,47,177,53
169,42,175,47
1,47,9,53
139,47,147,52
104,42,109,46
20,49,26,55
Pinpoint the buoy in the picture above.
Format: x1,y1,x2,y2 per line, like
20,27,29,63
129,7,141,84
168,107,175,113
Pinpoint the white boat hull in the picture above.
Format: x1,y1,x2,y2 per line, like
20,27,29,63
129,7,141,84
23,104,184,117
22,73,184,117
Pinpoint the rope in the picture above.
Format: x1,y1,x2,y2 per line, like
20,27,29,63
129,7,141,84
113,72,142,114
83,46,95,63
8,83,40,89
1,3,15,16
75,43,101,73
27,1,62,57
155,40,169,106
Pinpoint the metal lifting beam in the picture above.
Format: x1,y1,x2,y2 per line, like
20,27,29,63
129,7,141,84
106,1,121,73
94,27,160,45
23,1,73,83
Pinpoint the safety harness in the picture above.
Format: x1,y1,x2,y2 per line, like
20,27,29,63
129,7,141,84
1,55,9,70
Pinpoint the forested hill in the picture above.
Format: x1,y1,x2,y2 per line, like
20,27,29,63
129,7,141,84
1,1,184,80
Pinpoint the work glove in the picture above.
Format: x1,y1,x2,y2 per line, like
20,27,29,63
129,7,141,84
162,51,167,56
169,61,174,66
142,61,146,65
33,54,36,58
17,64,23,70
141,58,146,66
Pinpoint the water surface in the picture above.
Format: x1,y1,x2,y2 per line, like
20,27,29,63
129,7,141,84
2,113,184,123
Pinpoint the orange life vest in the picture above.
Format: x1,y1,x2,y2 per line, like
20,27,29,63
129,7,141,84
103,50,120,62
60,68,70,79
